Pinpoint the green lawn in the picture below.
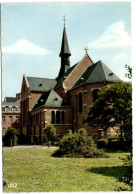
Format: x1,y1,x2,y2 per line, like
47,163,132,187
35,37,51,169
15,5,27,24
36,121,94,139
3,146,131,192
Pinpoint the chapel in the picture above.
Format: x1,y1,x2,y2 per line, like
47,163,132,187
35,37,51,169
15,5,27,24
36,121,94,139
20,24,120,144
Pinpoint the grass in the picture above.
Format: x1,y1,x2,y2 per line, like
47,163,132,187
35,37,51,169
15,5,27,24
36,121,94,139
3,146,131,192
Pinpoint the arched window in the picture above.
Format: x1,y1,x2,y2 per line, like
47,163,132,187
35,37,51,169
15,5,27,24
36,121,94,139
56,111,60,124
93,89,100,102
78,92,82,113
51,111,55,124
62,111,65,124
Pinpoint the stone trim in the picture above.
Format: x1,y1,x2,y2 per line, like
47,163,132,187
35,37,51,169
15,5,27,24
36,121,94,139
91,87,101,92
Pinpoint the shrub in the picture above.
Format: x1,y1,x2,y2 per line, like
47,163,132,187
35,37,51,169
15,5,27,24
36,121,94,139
43,124,56,147
3,128,18,147
107,139,121,149
97,139,108,148
52,132,107,158
117,154,133,191
78,128,87,136
17,134,28,145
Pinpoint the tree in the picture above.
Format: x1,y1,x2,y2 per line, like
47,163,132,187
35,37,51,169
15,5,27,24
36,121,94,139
84,82,132,143
125,64,132,79
3,127,18,147
43,124,56,147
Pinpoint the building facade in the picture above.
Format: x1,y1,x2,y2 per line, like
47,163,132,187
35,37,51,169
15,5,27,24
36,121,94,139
19,24,121,144
2,98,21,135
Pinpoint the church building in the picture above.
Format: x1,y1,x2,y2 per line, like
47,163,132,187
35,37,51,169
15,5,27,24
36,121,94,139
20,24,120,144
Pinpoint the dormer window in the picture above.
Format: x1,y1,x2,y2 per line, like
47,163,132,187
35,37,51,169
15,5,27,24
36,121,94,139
53,98,58,101
38,83,42,86
80,77,84,80
109,73,113,76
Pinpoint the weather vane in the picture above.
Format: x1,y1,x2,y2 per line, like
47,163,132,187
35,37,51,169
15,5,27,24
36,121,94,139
84,47,89,55
63,16,66,26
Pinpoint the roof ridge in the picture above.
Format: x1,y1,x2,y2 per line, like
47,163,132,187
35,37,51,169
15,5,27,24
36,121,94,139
100,61,120,81
27,76,55,80
99,61,107,80
44,89,52,106
85,61,100,83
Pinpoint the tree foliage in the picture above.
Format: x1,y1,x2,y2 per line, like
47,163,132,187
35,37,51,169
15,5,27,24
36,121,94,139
43,124,56,147
3,127,18,147
125,65,132,79
85,82,132,144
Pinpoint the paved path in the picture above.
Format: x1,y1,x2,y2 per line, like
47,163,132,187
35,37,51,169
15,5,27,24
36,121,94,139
3,145,58,149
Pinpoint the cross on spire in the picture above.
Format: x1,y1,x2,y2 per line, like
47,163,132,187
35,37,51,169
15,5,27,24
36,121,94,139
63,16,66,26
84,47,89,55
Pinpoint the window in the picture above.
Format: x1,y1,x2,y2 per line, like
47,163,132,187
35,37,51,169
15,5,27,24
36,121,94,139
2,107,5,112
51,111,55,124
9,107,12,112
9,116,12,123
62,111,65,124
56,111,60,124
2,116,5,123
78,92,82,113
16,116,19,123
92,89,100,102
16,107,20,112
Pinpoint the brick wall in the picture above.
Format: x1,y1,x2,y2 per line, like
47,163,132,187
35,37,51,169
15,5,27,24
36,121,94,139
30,106,73,143
68,82,112,133
2,113,20,135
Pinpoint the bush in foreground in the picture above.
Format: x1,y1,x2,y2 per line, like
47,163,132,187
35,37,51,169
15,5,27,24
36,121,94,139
117,154,133,191
52,130,107,158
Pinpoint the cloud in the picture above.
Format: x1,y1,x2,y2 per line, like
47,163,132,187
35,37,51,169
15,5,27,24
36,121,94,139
114,53,128,59
89,21,131,48
2,39,52,55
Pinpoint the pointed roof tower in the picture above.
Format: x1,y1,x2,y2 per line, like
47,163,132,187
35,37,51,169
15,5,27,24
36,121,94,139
56,19,71,81
59,26,71,57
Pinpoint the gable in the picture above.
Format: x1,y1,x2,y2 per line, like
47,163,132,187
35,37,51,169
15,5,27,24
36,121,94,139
55,63,78,89
62,54,94,92
32,89,63,110
21,74,30,100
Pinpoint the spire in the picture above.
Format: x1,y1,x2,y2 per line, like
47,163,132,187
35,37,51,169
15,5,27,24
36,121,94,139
59,26,71,57
56,22,71,81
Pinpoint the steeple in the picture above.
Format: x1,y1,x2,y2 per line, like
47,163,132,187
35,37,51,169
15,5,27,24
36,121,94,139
56,24,71,81
59,26,71,57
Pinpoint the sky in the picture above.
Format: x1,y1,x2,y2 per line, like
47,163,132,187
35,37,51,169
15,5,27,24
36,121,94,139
1,2,131,100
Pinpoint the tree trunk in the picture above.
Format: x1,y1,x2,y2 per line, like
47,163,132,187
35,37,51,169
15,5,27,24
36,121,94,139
10,139,12,148
120,125,124,143
48,140,50,148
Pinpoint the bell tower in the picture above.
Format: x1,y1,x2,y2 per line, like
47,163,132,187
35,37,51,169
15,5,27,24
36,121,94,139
56,17,71,81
